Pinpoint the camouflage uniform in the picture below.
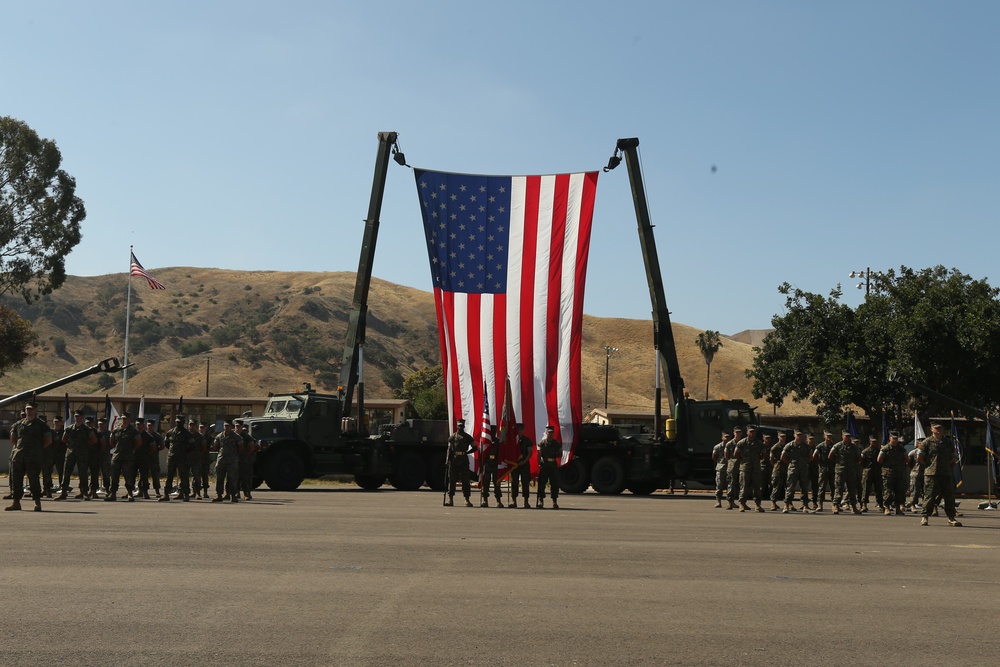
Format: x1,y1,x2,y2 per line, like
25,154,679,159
781,434,812,510
879,439,908,514
238,427,257,499
446,426,475,505
813,435,835,506
509,433,533,508
134,425,153,498
908,447,925,509
769,437,787,509
85,419,104,495
60,418,93,498
186,422,203,496
198,425,212,496
737,431,765,510
830,437,862,512
536,430,561,508
860,440,884,510
147,422,164,497
724,431,742,507
919,433,960,524
7,414,49,509
479,440,503,508
44,421,66,497
712,436,730,507
213,427,243,501
162,421,192,500
107,419,140,500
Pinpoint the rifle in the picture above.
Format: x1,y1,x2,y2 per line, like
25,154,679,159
443,449,452,506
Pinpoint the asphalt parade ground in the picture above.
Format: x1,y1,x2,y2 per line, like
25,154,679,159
2,486,998,667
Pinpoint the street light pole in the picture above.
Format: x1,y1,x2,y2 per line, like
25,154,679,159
604,345,618,411
849,267,881,297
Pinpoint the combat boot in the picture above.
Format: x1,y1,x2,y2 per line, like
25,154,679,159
552,500,559,510
158,495,171,502
769,502,779,511
141,490,150,500
861,504,868,513
495,500,504,508
714,500,722,508
920,516,928,526
154,489,161,498
536,499,544,509
815,502,824,513
852,505,862,515
56,490,68,500
884,507,891,516
756,504,765,513
896,506,905,515
523,499,530,509
245,492,252,500
444,496,454,507
948,519,962,527
74,492,86,499
1,493,13,500
104,493,117,502
781,504,790,514
464,498,472,507
739,501,749,512
211,495,224,503
4,499,21,511
481,499,489,508
126,493,135,502
231,496,239,503
832,504,840,515
726,500,735,510
182,493,190,502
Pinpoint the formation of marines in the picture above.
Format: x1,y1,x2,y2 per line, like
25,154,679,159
5,405,259,511
714,423,963,525
445,419,561,510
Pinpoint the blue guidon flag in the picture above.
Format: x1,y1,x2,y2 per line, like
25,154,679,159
414,168,598,463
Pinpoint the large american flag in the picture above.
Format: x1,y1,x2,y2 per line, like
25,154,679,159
130,251,165,290
414,168,598,463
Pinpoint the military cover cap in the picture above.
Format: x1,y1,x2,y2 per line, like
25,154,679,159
763,433,772,439
545,425,555,431
869,435,877,441
175,416,184,422
747,426,757,432
73,409,84,416
121,411,131,419
823,430,833,436
224,419,234,426
930,421,944,429
188,418,197,424
842,429,851,436
53,415,63,421
889,430,901,437
146,418,156,424
85,415,94,422
97,417,106,423
24,402,37,409
456,418,466,427
733,425,744,432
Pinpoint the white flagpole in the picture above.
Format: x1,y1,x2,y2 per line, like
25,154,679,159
122,244,134,395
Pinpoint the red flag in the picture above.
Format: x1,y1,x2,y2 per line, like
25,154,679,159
130,251,166,290
414,169,598,465
496,375,520,480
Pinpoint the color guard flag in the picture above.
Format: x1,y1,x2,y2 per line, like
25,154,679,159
986,418,999,487
104,394,120,430
130,251,166,290
414,168,598,464
914,412,926,445
496,375,521,479
951,416,964,487
478,381,493,478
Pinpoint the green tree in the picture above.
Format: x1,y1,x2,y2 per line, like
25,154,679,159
394,365,446,418
749,267,1000,424
0,117,85,302
0,305,35,378
695,330,723,400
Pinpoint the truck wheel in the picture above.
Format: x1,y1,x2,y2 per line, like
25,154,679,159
265,450,305,491
390,451,426,491
558,458,590,494
590,456,626,495
354,474,384,490
425,452,446,491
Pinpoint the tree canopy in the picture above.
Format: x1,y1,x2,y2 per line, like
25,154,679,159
0,116,85,302
748,266,1000,424
393,365,447,419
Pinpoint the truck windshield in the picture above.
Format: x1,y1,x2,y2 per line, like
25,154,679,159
264,398,303,416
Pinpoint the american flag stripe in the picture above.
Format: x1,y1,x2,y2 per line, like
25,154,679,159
130,251,166,290
419,170,597,463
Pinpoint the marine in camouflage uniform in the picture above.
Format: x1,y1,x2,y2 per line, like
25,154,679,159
536,425,561,509
829,431,862,514
860,435,884,512
479,426,503,508
445,419,474,507
237,422,257,500
43,415,66,498
212,421,243,502
781,430,812,512
907,447,925,511
105,413,141,502
724,426,743,509
769,432,788,511
160,417,192,502
918,423,961,526
198,423,212,498
878,431,908,515
759,433,773,500
146,419,164,498
134,420,153,499
508,424,533,509
92,418,112,494
737,427,766,512
811,431,835,511
58,410,94,500
84,417,104,497
4,411,25,500
186,420,204,498
5,403,50,512
712,432,731,508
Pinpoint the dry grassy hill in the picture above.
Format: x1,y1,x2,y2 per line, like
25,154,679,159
0,269,805,415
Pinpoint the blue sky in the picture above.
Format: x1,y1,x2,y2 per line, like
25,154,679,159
4,1,997,335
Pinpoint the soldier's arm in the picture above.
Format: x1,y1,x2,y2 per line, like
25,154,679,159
43,429,52,449
62,430,70,445
88,430,97,446
133,434,142,451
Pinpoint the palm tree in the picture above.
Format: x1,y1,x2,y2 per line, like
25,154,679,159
695,330,723,400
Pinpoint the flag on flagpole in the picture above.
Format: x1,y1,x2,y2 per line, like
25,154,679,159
846,412,858,438
130,251,165,290
478,382,493,484
63,393,70,422
881,413,890,445
413,168,598,465
951,416,964,487
913,412,926,445
496,375,520,480
105,394,120,430
138,396,146,420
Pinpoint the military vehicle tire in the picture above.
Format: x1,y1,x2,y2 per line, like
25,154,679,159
425,452,446,491
627,481,659,496
355,474,385,490
390,451,426,491
265,449,305,491
590,456,626,495
558,458,590,494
